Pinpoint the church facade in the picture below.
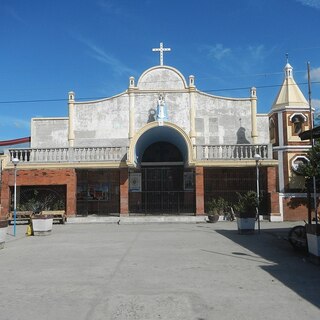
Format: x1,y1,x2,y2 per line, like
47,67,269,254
0,46,316,221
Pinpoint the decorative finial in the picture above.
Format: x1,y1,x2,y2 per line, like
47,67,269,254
286,53,289,64
152,42,171,66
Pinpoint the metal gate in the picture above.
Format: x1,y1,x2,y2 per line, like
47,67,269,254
76,169,120,216
204,167,269,215
129,167,195,214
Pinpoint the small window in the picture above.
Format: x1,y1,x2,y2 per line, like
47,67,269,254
269,118,275,141
291,155,309,174
291,114,305,135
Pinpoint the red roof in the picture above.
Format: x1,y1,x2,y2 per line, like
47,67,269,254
0,137,31,146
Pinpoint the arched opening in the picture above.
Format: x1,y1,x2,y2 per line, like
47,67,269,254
141,141,183,163
128,125,195,214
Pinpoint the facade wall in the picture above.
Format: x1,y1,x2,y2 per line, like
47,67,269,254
73,95,129,147
256,115,270,144
31,118,69,148
195,93,253,145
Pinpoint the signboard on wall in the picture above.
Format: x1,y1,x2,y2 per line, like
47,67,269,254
129,173,141,192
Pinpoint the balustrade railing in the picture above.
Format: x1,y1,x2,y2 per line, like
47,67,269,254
195,144,272,160
8,144,272,164
9,146,128,163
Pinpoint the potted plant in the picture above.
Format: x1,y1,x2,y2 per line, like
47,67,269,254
31,211,53,236
0,219,9,249
206,197,229,223
305,223,320,262
234,191,258,234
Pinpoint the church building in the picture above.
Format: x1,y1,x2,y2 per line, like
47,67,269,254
0,44,316,221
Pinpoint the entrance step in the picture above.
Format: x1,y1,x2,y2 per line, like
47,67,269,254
67,216,207,224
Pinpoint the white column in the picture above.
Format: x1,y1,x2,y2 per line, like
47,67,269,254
250,87,258,144
189,75,196,145
128,77,135,140
68,91,75,147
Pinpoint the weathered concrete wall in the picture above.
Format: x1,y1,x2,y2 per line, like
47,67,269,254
194,92,252,145
73,94,129,147
137,66,187,90
134,92,190,134
31,118,68,148
256,114,269,144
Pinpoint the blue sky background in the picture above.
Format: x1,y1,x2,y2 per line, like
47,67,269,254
1,0,320,140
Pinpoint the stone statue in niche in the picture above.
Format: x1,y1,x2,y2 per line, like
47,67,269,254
156,94,168,126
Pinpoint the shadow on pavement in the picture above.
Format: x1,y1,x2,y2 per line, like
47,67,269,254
215,226,320,309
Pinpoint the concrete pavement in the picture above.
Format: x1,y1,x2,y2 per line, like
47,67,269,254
1,221,319,320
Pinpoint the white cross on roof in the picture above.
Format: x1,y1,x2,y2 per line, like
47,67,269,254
152,42,171,66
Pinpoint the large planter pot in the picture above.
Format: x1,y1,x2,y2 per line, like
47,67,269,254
0,220,9,249
31,215,53,236
306,224,320,259
207,214,219,223
237,217,255,234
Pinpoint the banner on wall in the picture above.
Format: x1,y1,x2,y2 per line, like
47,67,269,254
129,173,141,192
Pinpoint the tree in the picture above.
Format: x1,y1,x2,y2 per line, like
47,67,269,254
296,139,320,223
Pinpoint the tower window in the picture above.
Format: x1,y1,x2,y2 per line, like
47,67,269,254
290,114,306,135
269,118,275,141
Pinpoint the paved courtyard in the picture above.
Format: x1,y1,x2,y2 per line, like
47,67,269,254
1,221,319,320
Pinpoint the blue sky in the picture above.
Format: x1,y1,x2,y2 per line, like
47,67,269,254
1,0,320,140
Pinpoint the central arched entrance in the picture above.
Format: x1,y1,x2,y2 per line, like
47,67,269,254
128,124,195,214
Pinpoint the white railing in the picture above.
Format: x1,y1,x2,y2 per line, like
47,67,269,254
8,144,273,164
9,147,128,163
194,144,272,160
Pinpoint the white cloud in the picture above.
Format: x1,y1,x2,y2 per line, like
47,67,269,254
73,36,136,76
0,116,30,129
97,0,125,15
203,43,273,75
312,99,320,108
296,0,320,9
4,6,25,23
206,44,231,60
314,99,320,126
248,45,266,61
310,67,320,81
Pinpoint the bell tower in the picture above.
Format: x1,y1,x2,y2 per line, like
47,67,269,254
269,60,311,221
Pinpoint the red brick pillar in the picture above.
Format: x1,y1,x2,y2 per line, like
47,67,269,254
66,169,77,217
120,168,129,216
267,166,280,217
195,167,205,215
0,170,10,219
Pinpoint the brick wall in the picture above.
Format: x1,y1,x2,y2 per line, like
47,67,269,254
120,168,129,216
266,166,280,216
0,168,76,218
195,167,204,215
283,197,309,221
